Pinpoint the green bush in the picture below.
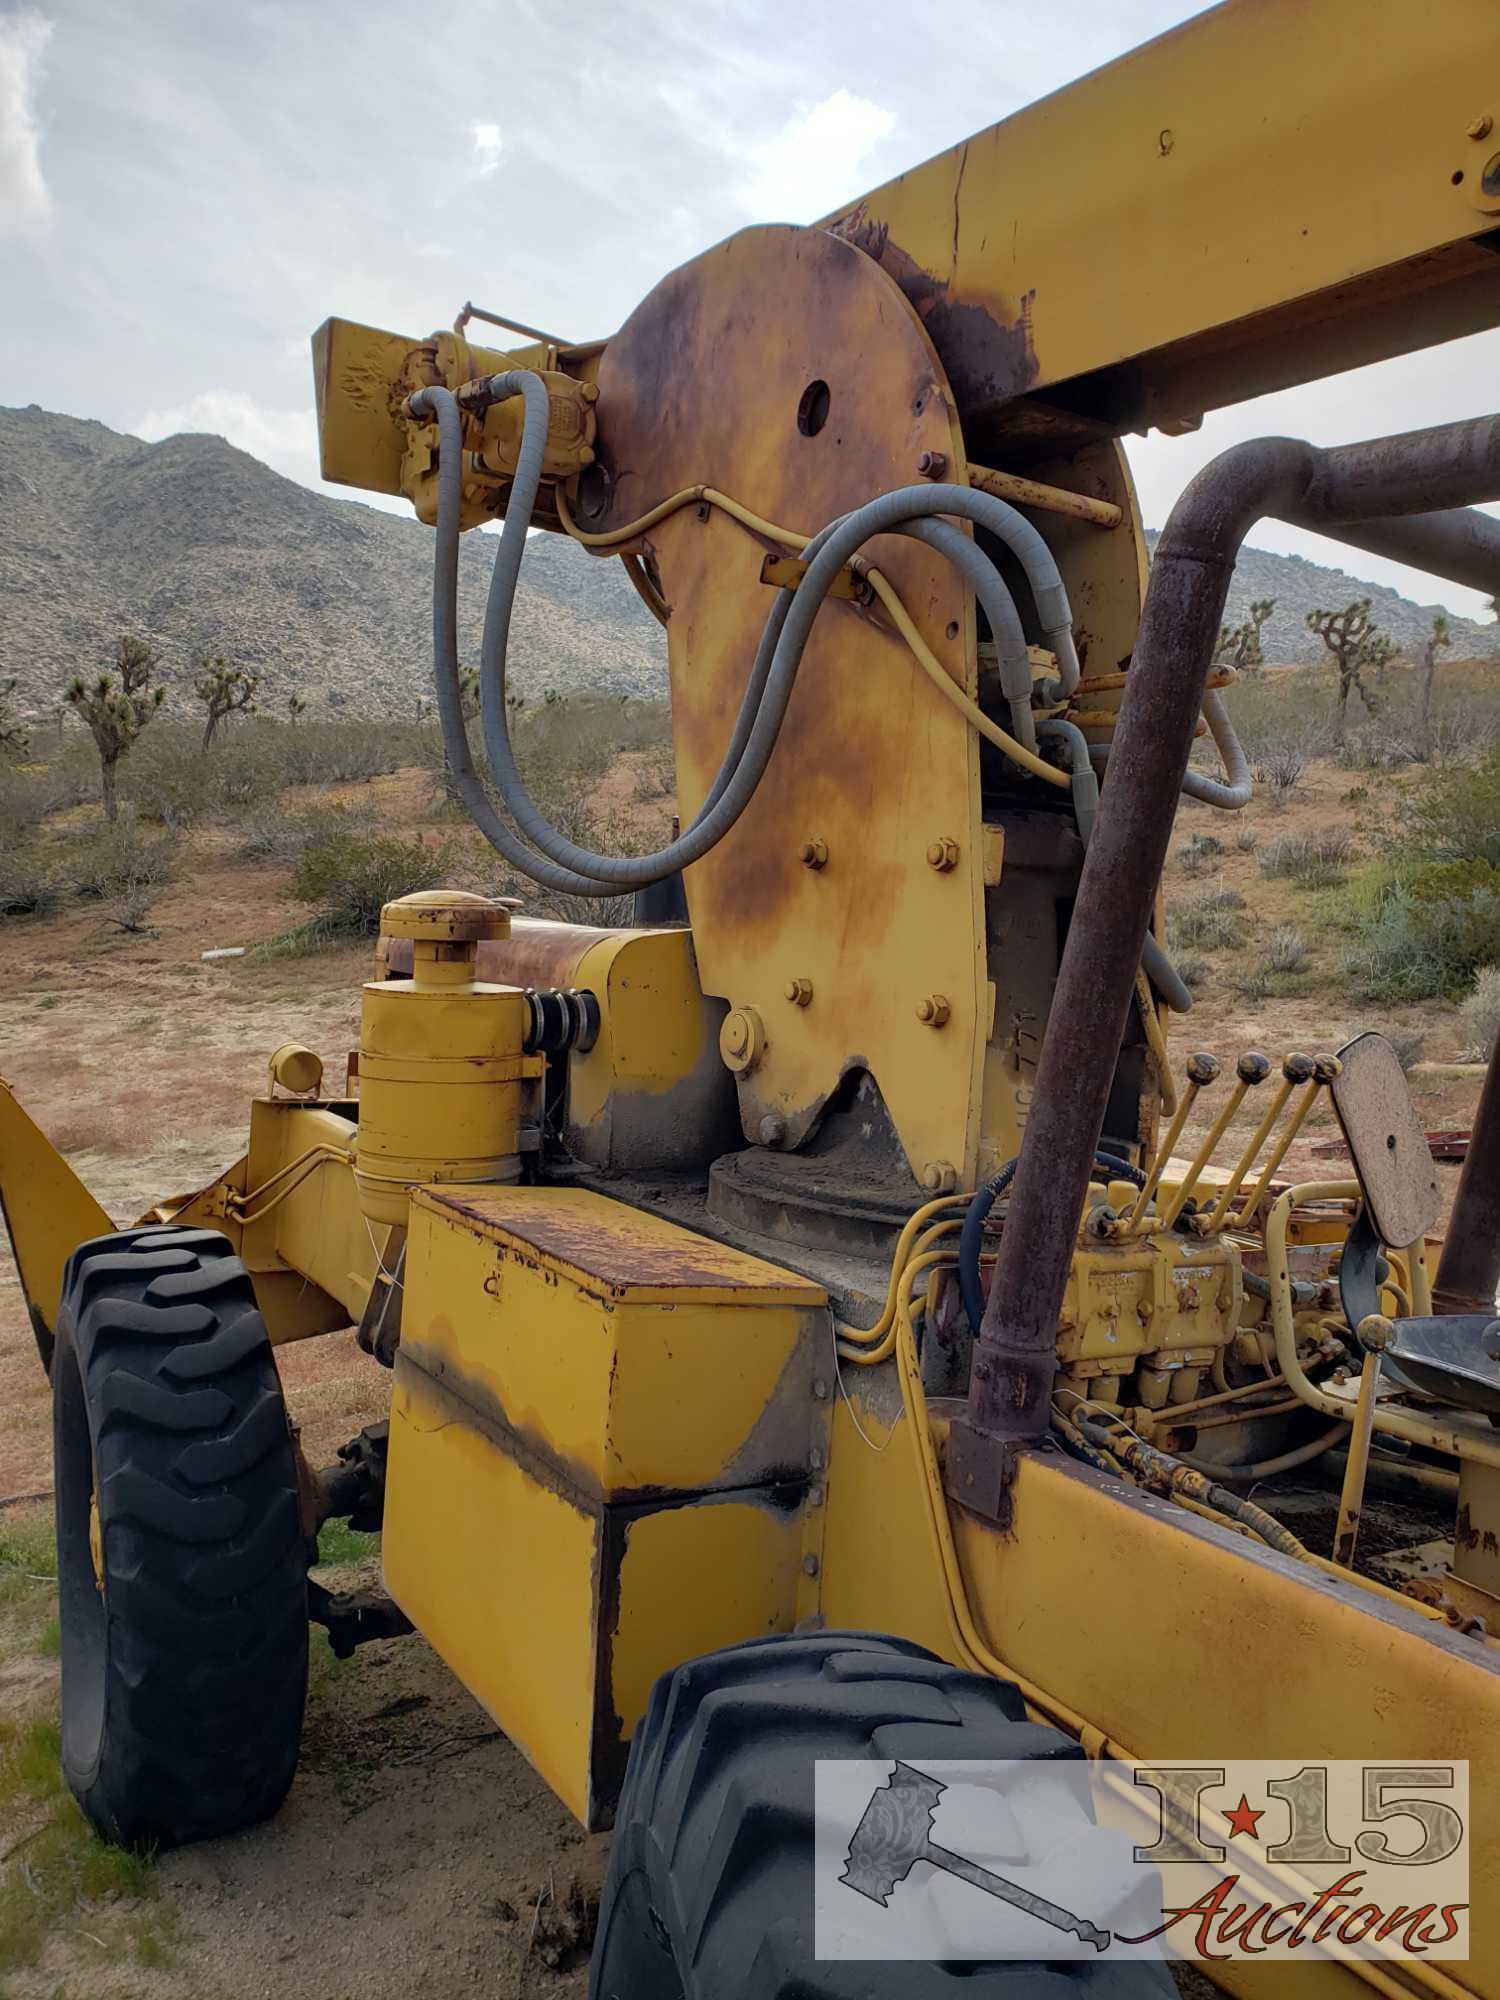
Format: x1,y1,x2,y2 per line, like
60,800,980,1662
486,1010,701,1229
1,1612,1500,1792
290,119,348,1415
291,830,454,938
1398,747,1500,870
1461,966,1500,1061
1343,872,1500,1002
1259,828,1356,887
60,822,178,899
1168,886,1245,952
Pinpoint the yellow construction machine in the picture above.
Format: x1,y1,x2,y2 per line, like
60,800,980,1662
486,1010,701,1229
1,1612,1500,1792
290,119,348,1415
9,2,1500,1992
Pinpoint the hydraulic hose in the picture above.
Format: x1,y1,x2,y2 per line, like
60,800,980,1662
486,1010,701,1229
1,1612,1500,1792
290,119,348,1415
472,410,1084,882
417,369,1086,892
408,384,609,896
1088,685,1252,815
412,379,801,895
897,518,1036,751
1039,718,1193,1015
959,1148,1143,1336
1182,688,1252,809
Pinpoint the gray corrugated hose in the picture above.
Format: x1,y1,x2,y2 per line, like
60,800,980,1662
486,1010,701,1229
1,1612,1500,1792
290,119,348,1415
416,369,1086,893
1039,718,1193,1014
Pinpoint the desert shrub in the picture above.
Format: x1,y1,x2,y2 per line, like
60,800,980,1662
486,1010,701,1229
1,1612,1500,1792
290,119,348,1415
1460,966,1500,1062
1173,954,1210,992
1231,969,1271,1003
1261,924,1308,974
1177,832,1225,878
0,846,59,919
1258,828,1356,887
1168,885,1245,952
1398,746,1500,870
1233,825,1259,854
238,799,374,864
291,829,455,939
60,821,177,899
106,883,158,934
1343,868,1500,1003
1253,747,1305,805
123,717,433,826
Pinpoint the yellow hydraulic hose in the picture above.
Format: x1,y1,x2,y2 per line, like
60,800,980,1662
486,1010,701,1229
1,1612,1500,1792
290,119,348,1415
556,484,1072,791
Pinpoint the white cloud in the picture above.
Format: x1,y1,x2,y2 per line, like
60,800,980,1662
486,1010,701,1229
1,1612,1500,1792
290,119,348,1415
469,120,502,175
0,8,52,238
131,388,412,514
736,88,895,223
135,388,317,479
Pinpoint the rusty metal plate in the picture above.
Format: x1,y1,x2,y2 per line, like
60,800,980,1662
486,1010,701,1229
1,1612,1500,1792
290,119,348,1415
1331,1031,1442,1248
589,224,985,1184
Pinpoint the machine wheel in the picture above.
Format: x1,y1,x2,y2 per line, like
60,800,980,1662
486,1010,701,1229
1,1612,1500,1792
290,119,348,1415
590,1632,1172,2000
51,1225,308,1849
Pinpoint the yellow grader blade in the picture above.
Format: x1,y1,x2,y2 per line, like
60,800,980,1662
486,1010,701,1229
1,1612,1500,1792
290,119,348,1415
0,1078,112,1369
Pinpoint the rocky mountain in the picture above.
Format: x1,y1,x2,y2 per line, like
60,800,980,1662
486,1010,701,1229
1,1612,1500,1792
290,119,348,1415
0,404,663,721
1150,530,1500,666
2,406,1494,723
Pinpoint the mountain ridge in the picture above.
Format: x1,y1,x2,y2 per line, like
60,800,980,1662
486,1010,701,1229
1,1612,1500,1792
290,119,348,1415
2,405,1494,721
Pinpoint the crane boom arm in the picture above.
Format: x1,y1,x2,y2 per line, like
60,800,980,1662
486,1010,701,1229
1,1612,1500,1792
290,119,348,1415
824,0,1500,457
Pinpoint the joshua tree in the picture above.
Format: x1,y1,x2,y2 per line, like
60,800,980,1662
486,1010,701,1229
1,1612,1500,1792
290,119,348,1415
1419,612,1452,760
193,656,260,749
1306,599,1393,746
1213,597,1276,673
287,693,308,726
65,635,165,823
0,678,30,759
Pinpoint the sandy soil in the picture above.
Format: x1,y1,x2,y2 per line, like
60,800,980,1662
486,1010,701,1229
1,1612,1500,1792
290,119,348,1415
0,750,1483,1996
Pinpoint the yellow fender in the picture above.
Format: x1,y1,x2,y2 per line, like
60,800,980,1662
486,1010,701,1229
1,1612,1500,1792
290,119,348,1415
0,1079,112,1373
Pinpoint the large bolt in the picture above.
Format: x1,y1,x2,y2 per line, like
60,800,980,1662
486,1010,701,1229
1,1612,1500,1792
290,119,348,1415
921,1160,958,1193
926,837,960,873
1469,114,1494,140
799,838,829,870
916,450,948,478
720,1007,766,1074
915,995,951,1028
784,978,813,1007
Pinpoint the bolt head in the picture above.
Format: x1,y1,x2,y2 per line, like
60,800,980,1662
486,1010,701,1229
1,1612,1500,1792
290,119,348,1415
916,450,948,478
1469,114,1494,140
921,1160,957,1193
784,977,813,1007
925,836,960,872
916,994,951,1028
798,837,829,870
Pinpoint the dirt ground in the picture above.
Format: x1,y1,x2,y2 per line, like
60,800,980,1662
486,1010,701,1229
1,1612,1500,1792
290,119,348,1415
0,751,1484,1996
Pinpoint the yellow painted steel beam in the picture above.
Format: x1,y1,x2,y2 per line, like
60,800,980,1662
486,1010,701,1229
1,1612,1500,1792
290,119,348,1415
823,0,1500,445
0,1081,112,1351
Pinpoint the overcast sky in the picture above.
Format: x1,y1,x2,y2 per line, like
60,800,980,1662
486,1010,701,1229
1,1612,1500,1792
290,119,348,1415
2,0,1496,620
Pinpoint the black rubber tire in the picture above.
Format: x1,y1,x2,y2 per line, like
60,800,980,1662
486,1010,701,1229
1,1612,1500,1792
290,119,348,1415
590,1631,1173,2000
52,1224,308,1850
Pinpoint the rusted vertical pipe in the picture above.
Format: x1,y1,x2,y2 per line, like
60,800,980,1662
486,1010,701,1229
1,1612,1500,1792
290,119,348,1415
946,413,1500,1521
1435,1050,1500,1313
